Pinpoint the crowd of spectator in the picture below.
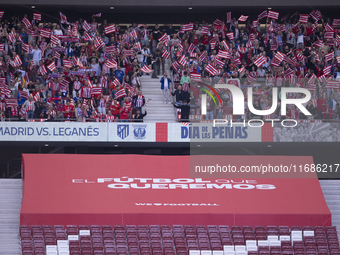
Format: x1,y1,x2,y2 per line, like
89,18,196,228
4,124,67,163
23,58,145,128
0,9,339,122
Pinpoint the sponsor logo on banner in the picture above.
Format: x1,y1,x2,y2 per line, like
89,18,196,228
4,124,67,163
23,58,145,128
133,125,146,139
117,124,129,139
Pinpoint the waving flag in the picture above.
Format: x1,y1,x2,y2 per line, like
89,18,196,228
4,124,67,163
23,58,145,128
115,88,126,99
14,55,22,67
198,52,206,62
105,24,116,34
182,23,193,32
336,56,340,65
82,20,91,32
253,55,266,67
222,40,229,50
268,10,279,20
8,31,16,43
105,46,116,53
325,23,334,32
47,62,56,72
299,14,309,23
201,26,209,34
325,52,334,62
324,31,334,40
327,80,339,89
91,87,103,95
217,50,230,59
258,10,268,20
83,31,93,41
247,73,257,83
50,34,59,45
141,65,152,73
333,19,340,27
63,60,72,68
33,13,41,21
135,42,142,52
179,55,187,66
226,32,234,40
0,11,4,19
38,28,50,38
307,74,317,84
296,53,304,62
130,29,138,40
188,43,196,53
59,12,68,24
38,65,47,75
94,37,105,50
310,10,322,21
22,17,32,28
253,20,259,28
313,40,322,48
172,61,180,71
323,65,331,76
106,59,117,68
214,58,224,68
205,64,218,76
92,13,102,18
238,15,248,22
274,51,284,62
190,73,201,82
161,50,170,59
0,44,3,52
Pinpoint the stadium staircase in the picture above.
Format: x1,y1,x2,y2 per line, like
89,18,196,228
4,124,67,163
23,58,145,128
0,178,22,254
139,58,176,123
319,180,340,237
0,179,339,254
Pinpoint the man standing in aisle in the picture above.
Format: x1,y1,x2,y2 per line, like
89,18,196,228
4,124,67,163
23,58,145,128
160,71,172,104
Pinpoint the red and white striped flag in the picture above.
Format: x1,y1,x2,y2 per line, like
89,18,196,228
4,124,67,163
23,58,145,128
325,52,334,62
253,20,259,28
319,75,327,84
159,33,168,44
8,31,16,43
327,80,339,89
112,78,121,88
82,20,91,32
333,19,340,27
336,56,340,64
190,73,201,82
22,17,32,28
115,88,126,99
205,64,218,76
222,40,229,50
71,25,78,37
310,10,322,21
201,26,209,34
172,61,180,71
50,34,59,45
161,50,170,59
247,73,257,83
0,43,3,52
106,59,117,68
63,60,72,68
92,13,102,18
213,19,222,27
307,73,317,84
299,14,309,23
238,67,245,73
274,51,284,62
40,28,51,38
268,10,279,20
179,55,187,66
94,37,105,50
47,61,56,72
19,90,29,100
124,49,134,57
325,23,334,32
54,51,60,60
271,58,281,67
38,65,47,75
33,13,41,21
105,45,116,53
22,42,30,52
210,41,216,50
214,58,224,68
189,53,197,58
14,55,22,67
233,58,242,65
227,12,232,23
182,23,193,31
258,10,268,20
0,11,4,19
135,42,142,52
141,65,152,73
188,43,196,53
83,31,92,41
226,32,234,41
313,40,322,48
72,56,80,67
278,24,286,32
238,15,248,22
105,24,116,34
34,92,40,103
323,65,331,76
253,55,266,67
91,87,103,95
130,29,138,40
324,31,334,40
296,52,304,62
59,12,68,24
217,50,230,59
283,68,294,78
198,52,206,62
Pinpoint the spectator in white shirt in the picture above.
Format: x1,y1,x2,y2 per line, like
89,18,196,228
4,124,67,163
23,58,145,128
31,45,41,66
257,65,266,77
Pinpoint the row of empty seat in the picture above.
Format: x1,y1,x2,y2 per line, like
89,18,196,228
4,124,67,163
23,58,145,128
19,225,339,255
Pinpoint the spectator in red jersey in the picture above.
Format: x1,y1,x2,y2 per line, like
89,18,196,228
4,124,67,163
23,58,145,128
322,102,333,119
317,93,327,119
109,99,121,119
62,100,74,119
